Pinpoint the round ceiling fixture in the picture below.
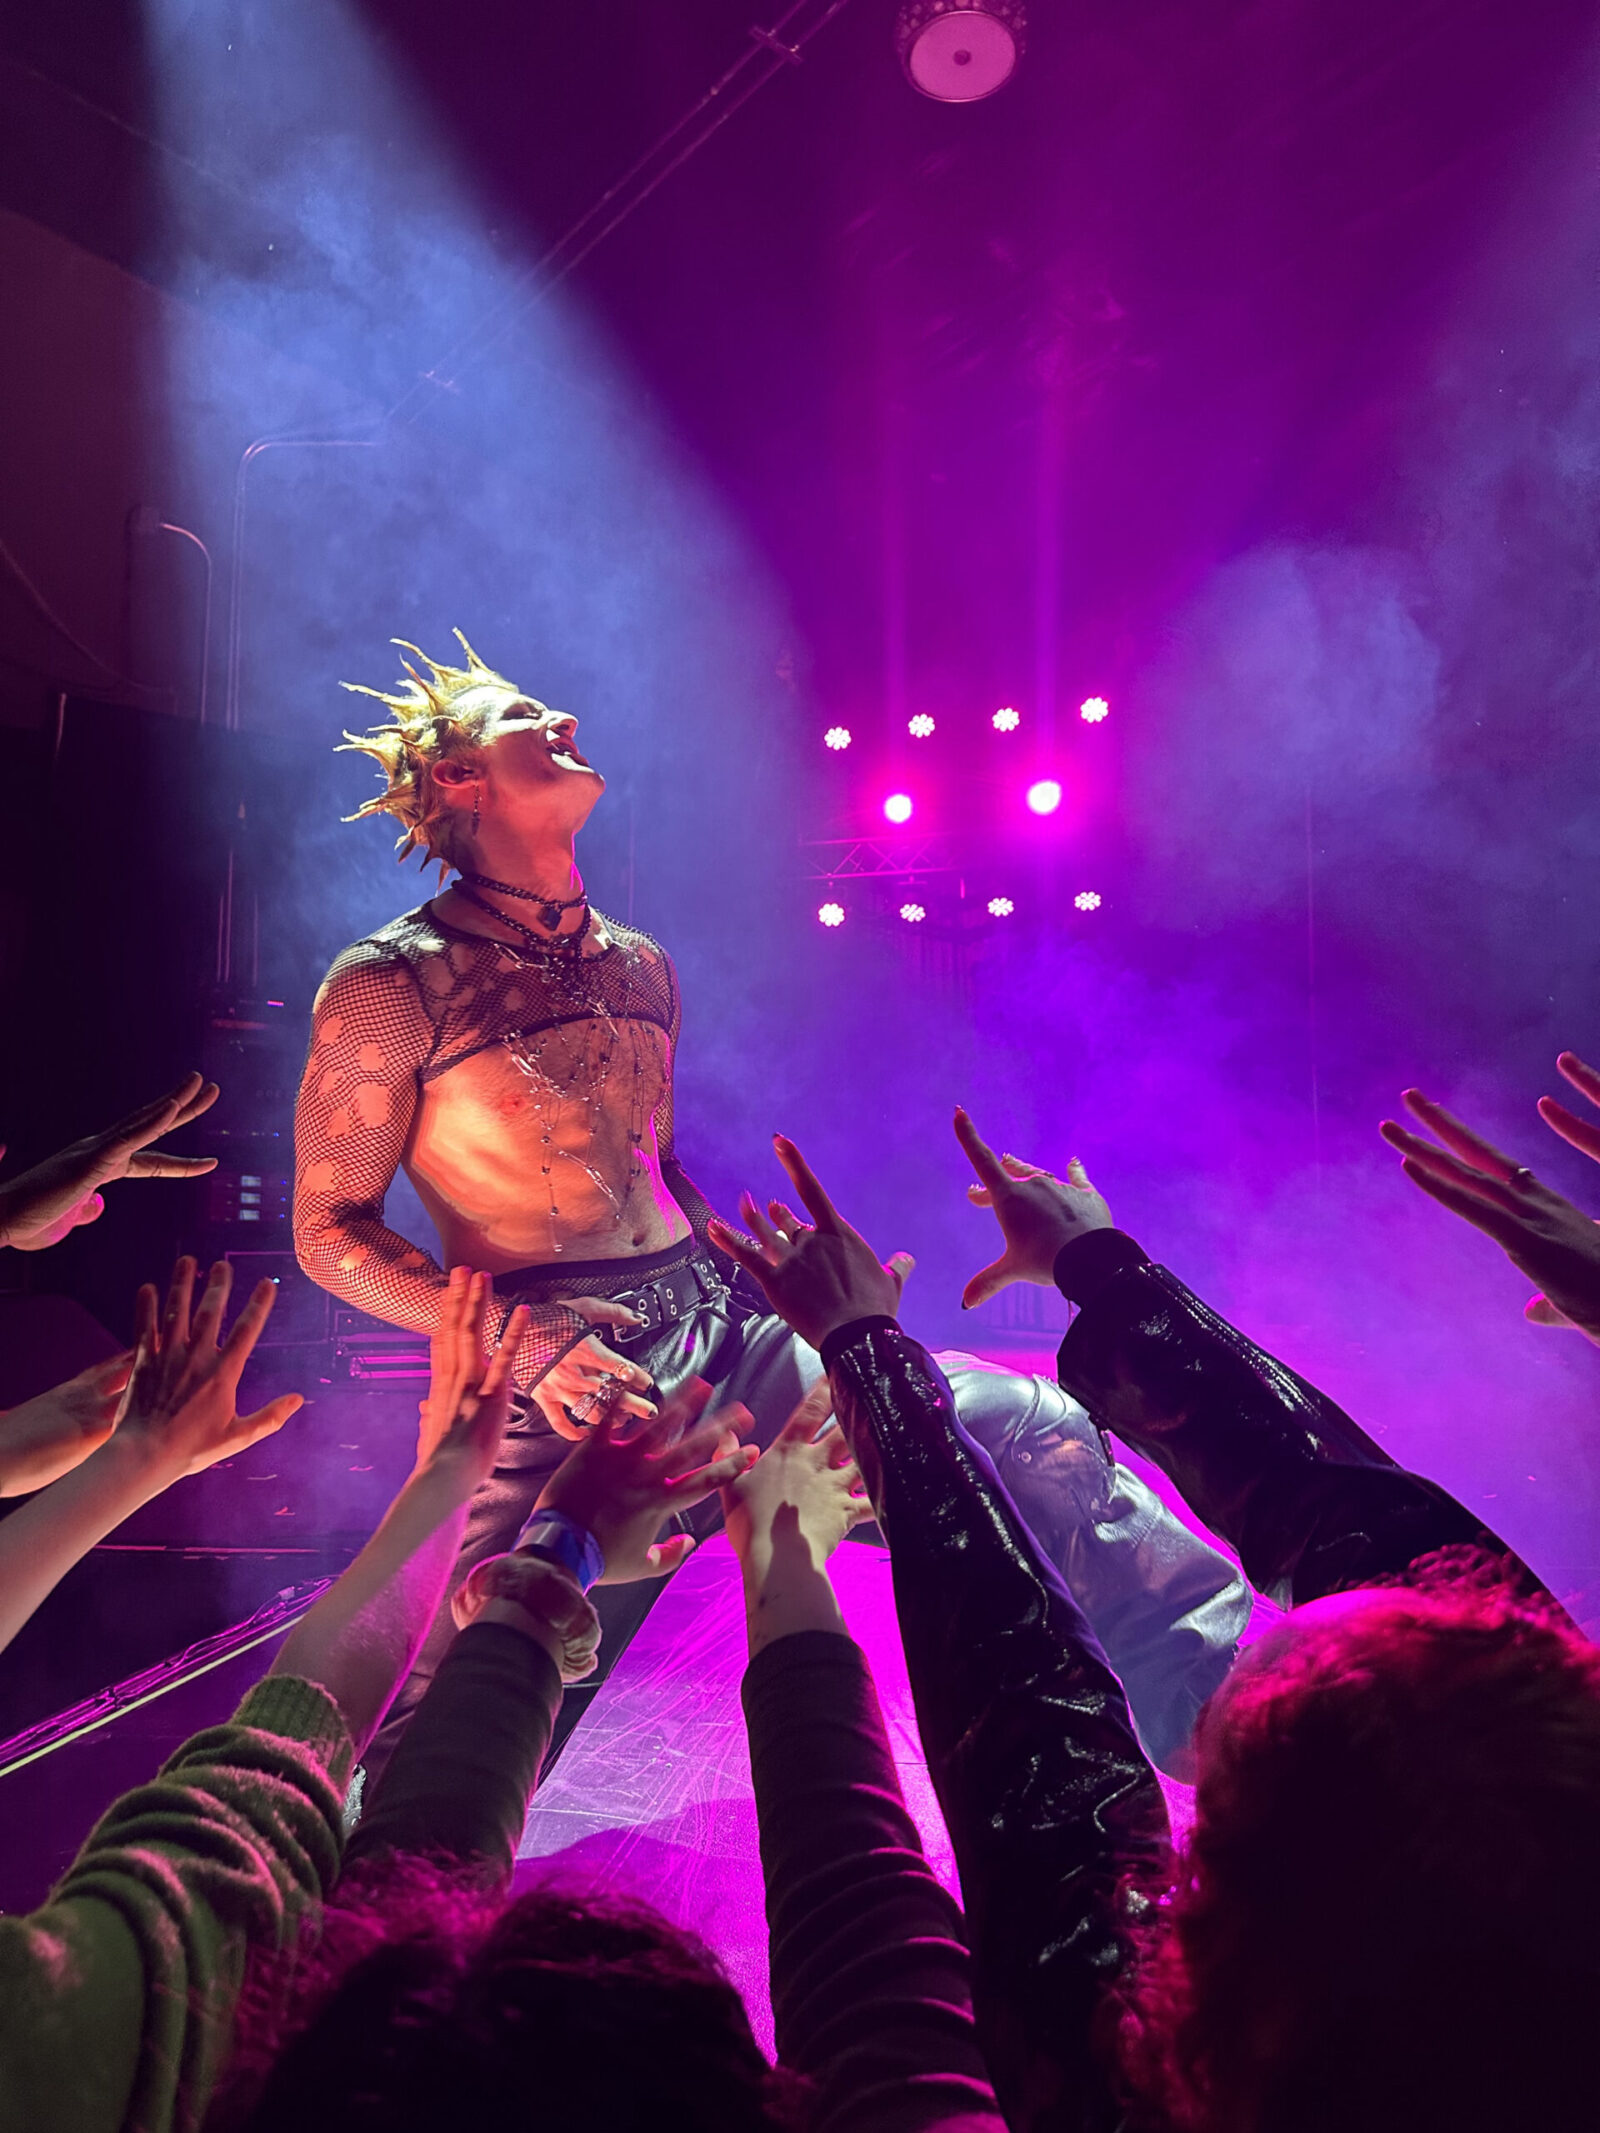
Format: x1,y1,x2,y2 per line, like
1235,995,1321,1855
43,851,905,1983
896,1,1026,103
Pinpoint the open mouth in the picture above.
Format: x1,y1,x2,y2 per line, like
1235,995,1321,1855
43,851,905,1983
548,740,593,772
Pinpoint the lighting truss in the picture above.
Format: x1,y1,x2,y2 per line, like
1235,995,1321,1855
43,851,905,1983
800,834,956,881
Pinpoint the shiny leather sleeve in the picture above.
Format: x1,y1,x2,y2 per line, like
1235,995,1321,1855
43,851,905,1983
1055,1245,1527,1607
828,1324,1168,2133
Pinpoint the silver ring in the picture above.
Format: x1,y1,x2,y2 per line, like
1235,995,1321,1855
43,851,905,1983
1509,1165,1535,1184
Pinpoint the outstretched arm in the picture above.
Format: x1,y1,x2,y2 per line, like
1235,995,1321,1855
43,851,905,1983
951,1110,1539,1607
711,1152,1166,2133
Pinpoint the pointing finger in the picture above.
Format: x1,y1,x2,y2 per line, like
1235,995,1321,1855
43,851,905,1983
953,1106,1008,1193
772,1135,844,1234
1537,1095,1600,1167
1557,1051,1600,1113
1400,1091,1522,1181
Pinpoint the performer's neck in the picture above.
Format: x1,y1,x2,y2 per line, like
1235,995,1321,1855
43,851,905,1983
461,823,583,902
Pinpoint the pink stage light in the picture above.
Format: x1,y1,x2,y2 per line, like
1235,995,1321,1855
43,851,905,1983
908,713,935,738
883,792,914,825
987,895,1014,917
1074,890,1102,911
824,725,852,750
1025,778,1062,816
818,901,846,927
899,902,926,923
1079,696,1109,723
992,706,1021,731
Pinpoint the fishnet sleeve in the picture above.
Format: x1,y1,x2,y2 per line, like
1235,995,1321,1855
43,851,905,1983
652,950,730,1261
293,944,589,1391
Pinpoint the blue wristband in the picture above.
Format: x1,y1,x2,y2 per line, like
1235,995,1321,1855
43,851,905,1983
514,1507,605,1592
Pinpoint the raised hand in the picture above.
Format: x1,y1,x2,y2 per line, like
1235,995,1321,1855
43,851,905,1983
416,1267,530,1490
706,1134,914,1350
533,1376,757,1582
0,1352,135,1497
1380,1074,1600,1345
722,1379,871,1578
0,1074,220,1252
954,1106,1113,1310
117,1258,302,1479
530,1296,657,1441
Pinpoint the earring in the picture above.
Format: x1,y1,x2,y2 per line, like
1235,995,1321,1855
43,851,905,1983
471,785,481,837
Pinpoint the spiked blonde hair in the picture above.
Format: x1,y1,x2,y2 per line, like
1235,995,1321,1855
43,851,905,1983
339,632,519,871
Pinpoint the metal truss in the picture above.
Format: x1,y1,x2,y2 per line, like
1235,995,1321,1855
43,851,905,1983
801,833,956,880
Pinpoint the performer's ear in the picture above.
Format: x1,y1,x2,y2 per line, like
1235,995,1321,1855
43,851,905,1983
431,758,474,790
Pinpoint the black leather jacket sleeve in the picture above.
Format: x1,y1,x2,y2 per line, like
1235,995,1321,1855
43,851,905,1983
826,1322,1168,2133
1053,1231,1532,1608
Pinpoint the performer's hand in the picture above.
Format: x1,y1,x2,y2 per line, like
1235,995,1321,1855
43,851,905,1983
955,1107,1114,1309
533,1296,657,1441
0,1352,135,1497
416,1268,529,1493
0,1073,220,1252
706,1135,914,1350
1381,1071,1600,1346
722,1379,871,1586
116,1258,301,1480
451,1551,603,1682
534,1377,757,1582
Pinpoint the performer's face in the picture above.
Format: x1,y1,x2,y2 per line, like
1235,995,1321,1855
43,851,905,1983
461,682,605,833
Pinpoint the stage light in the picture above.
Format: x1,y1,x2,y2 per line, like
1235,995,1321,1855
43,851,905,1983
987,895,1014,917
1079,695,1109,723
883,792,914,825
1025,778,1062,816
896,0,1027,103
992,706,1020,731
818,901,846,927
899,902,927,923
908,713,935,738
824,725,852,750
1074,890,1102,911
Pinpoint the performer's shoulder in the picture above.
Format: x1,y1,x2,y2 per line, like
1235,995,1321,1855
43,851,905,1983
598,910,675,969
315,906,442,1000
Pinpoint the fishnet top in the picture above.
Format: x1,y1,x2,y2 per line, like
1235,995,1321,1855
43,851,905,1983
293,902,724,1390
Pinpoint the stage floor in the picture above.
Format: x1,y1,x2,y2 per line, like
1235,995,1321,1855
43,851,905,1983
512,1531,1195,2055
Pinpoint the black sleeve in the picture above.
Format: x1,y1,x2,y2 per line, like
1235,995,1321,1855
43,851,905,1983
1053,1231,1538,1607
340,1621,562,1884
743,1631,1005,2133
827,1326,1167,2133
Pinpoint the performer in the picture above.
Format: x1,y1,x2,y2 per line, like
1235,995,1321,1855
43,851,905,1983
295,635,1249,1774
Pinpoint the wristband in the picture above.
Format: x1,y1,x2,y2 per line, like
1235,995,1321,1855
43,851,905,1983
514,1507,605,1592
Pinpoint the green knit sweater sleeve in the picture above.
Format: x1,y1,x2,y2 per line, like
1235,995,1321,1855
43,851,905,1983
0,1674,353,2133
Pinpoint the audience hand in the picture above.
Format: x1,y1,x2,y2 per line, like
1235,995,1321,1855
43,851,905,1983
416,1268,529,1493
706,1135,914,1350
0,1352,134,1497
116,1258,302,1480
954,1106,1113,1309
0,1073,220,1251
534,1377,757,1581
722,1379,871,1581
1380,1073,1600,1344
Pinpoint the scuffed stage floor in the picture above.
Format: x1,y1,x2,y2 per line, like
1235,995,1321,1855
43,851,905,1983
513,1530,1194,2055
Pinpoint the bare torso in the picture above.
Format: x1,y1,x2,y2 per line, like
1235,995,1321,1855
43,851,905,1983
405,1023,691,1273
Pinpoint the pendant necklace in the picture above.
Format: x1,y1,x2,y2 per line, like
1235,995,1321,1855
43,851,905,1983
459,870,588,936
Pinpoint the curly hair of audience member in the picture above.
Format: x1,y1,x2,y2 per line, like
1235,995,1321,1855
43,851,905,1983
217,1855,811,2133
1114,1553,1600,2132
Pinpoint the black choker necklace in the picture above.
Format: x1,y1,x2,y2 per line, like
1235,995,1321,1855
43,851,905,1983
459,871,587,934
454,881,593,961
